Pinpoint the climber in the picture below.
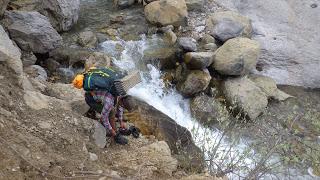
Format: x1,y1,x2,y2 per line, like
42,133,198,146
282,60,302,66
72,67,130,145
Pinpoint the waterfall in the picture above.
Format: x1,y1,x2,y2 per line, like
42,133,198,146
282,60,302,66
99,35,314,180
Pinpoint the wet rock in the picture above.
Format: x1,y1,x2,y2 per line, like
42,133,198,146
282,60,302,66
24,65,48,82
184,52,214,70
77,31,98,48
2,11,62,54
39,0,80,32
56,68,74,84
164,29,177,45
0,25,22,76
222,77,268,120
21,51,37,67
0,0,9,16
249,74,292,101
206,11,252,42
178,37,197,52
215,0,320,88
126,97,205,172
191,94,229,126
212,37,260,76
185,0,204,11
144,0,188,27
117,0,135,9
177,69,211,97
143,47,177,70
91,121,107,149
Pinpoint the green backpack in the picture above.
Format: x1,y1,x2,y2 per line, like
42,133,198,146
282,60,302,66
83,67,124,96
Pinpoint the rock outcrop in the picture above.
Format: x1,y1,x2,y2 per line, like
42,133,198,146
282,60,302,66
185,0,204,12
222,77,268,120
77,30,98,48
0,25,22,76
0,0,9,16
39,0,80,32
206,11,252,42
144,0,188,27
2,11,62,54
212,37,260,76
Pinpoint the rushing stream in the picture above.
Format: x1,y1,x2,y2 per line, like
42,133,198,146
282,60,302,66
99,35,316,179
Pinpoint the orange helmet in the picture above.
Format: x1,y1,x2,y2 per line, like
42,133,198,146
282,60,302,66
72,74,84,89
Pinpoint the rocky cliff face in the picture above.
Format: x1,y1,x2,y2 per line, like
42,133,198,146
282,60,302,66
215,0,320,88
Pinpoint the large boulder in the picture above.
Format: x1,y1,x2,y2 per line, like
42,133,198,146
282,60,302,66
190,94,229,126
222,77,268,120
2,11,62,54
144,0,188,27
0,25,22,76
143,46,178,70
0,0,9,16
206,11,252,42
212,37,260,76
214,0,320,88
184,52,214,70
248,74,292,101
39,0,80,32
125,97,205,172
177,69,211,97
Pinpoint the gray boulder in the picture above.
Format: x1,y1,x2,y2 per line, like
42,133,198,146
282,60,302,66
206,11,252,42
212,37,260,76
0,25,22,76
190,94,229,126
2,11,62,54
214,0,320,88
24,65,48,82
0,0,9,16
144,0,188,27
77,31,98,48
222,77,268,120
249,74,292,101
177,69,211,97
40,0,80,32
178,37,197,52
184,52,214,70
